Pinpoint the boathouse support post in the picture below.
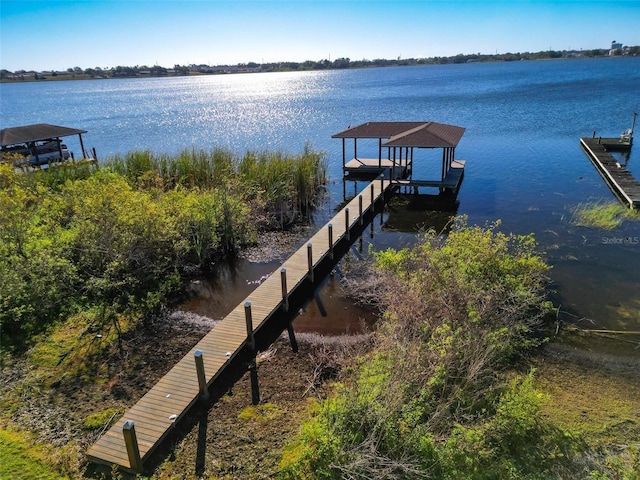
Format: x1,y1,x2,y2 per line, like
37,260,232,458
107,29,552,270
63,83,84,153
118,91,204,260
78,134,86,159
194,350,209,401
328,224,334,260
123,421,143,473
391,148,396,179
280,268,288,312
345,208,350,241
244,302,260,405
359,195,363,225
307,243,314,283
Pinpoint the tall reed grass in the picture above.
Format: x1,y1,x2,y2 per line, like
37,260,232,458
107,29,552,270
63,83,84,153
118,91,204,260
105,146,327,227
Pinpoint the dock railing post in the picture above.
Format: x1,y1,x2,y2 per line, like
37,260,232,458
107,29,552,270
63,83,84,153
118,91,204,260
244,302,260,405
345,208,350,241
328,223,334,260
194,350,209,401
359,195,363,225
280,268,288,312
307,243,314,282
123,420,143,473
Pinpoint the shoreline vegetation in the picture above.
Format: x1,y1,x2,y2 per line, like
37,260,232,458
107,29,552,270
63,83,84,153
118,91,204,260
2,46,638,83
1,153,639,478
0,147,327,350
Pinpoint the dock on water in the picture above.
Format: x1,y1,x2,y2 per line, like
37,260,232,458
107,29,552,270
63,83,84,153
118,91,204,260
581,136,640,209
88,120,469,474
333,121,466,193
87,176,396,473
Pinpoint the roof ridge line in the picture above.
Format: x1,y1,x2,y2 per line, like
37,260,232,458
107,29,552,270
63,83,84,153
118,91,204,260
386,122,431,142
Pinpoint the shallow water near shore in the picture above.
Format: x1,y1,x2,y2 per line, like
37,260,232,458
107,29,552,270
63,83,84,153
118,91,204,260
2,57,639,337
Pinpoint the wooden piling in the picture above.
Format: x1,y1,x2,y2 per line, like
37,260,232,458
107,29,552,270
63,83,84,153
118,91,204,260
328,223,334,260
359,195,363,225
307,243,314,282
370,183,375,211
123,421,143,473
244,302,260,405
194,350,209,401
280,268,288,312
345,208,350,241
244,302,255,351
286,322,298,353
193,350,209,400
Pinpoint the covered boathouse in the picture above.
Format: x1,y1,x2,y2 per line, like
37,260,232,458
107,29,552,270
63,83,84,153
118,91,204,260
332,121,466,192
0,123,93,166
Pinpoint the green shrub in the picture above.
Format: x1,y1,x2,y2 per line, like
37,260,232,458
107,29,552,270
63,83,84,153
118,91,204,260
280,219,557,479
1,146,325,351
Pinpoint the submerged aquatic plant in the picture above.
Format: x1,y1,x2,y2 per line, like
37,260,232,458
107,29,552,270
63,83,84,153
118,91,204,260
570,201,639,230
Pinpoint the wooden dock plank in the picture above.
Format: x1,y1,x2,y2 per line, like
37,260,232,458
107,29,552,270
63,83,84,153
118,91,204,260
87,177,394,472
581,137,640,209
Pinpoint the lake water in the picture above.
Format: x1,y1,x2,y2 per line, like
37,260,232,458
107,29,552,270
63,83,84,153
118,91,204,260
2,57,639,334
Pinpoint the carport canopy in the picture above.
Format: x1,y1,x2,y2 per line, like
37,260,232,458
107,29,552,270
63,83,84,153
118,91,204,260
1,123,88,148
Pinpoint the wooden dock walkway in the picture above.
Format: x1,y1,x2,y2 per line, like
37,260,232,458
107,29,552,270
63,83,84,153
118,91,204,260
581,137,640,209
87,176,396,473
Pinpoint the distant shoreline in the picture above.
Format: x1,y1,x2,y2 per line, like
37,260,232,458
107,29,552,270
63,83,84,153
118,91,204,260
2,48,637,84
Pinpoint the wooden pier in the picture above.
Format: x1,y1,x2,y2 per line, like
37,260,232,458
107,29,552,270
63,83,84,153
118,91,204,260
87,176,396,473
581,137,640,209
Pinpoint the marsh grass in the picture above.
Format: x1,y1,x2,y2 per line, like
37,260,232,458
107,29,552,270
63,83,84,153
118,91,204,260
570,201,639,230
238,147,327,227
105,147,326,227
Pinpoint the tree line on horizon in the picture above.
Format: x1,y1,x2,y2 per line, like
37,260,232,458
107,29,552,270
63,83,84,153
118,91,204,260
2,46,638,81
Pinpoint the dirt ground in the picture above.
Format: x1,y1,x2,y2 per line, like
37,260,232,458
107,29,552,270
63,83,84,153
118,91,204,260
3,308,640,479
149,332,341,480
0,307,365,479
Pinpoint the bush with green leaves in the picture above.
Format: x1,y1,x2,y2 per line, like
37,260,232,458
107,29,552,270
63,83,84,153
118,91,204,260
279,219,603,479
1,146,325,351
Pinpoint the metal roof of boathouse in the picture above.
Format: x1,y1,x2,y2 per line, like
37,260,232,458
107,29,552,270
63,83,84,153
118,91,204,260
332,121,465,148
1,123,87,147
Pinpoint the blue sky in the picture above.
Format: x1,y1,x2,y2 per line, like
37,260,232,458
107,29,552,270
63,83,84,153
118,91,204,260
1,0,639,71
